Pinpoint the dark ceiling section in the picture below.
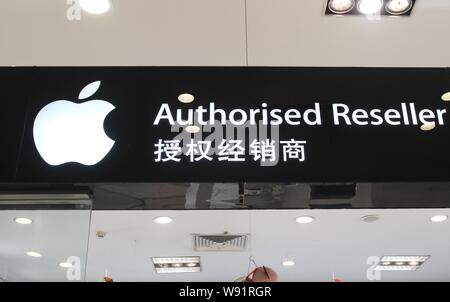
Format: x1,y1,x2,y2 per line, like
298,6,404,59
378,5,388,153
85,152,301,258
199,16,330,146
91,182,450,210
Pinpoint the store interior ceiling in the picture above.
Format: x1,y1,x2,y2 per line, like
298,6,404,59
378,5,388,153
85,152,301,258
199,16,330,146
1,0,450,282
1,207,450,282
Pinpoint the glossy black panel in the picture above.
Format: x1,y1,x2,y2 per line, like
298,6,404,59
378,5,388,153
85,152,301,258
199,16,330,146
0,68,30,181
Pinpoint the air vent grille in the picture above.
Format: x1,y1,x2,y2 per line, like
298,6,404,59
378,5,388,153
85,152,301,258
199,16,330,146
193,234,248,252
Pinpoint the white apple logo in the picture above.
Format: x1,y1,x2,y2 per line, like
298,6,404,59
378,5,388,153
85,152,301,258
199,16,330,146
33,81,115,166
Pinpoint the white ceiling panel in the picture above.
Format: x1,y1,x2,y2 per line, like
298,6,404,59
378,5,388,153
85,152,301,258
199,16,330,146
246,0,450,67
0,210,91,282
86,209,450,282
0,0,247,66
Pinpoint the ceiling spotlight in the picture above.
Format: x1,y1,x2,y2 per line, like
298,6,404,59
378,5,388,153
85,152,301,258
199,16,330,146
430,215,448,223
185,125,201,134
79,0,111,15
59,262,73,268
296,216,314,224
328,0,355,14
282,260,296,267
441,92,450,102
178,93,195,104
420,122,436,131
14,217,33,225
26,251,42,258
154,216,173,224
357,0,383,15
385,0,413,15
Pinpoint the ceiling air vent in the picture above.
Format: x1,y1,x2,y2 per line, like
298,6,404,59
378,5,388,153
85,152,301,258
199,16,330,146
193,233,249,252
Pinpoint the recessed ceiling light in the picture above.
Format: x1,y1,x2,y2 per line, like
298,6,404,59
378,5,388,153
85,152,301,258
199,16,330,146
282,260,296,267
328,0,355,14
385,0,413,15
14,217,33,225
79,0,111,15
430,215,448,223
361,214,380,223
178,93,195,104
441,92,450,102
185,125,201,134
59,262,73,268
26,251,42,258
420,122,436,131
357,0,383,15
296,216,314,224
154,216,173,224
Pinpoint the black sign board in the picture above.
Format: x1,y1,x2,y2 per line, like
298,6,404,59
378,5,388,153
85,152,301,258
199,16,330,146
1,67,450,183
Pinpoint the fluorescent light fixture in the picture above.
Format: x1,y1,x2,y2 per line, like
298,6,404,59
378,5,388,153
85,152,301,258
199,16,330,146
154,216,173,224
375,255,430,271
59,262,73,268
296,216,314,224
357,0,383,15
79,0,111,15
282,260,296,267
14,217,33,225
185,125,201,134
26,251,42,258
381,255,430,262
152,257,201,274
375,265,418,271
385,0,413,15
178,93,195,104
430,215,448,223
328,0,355,14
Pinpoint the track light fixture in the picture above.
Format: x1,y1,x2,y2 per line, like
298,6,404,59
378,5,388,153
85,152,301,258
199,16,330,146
325,0,415,16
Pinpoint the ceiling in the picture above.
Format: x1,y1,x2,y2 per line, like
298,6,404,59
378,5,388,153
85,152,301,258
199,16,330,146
86,209,450,282
0,0,449,66
0,204,449,282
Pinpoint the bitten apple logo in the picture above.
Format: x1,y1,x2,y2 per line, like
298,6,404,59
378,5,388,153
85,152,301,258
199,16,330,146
33,81,115,166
